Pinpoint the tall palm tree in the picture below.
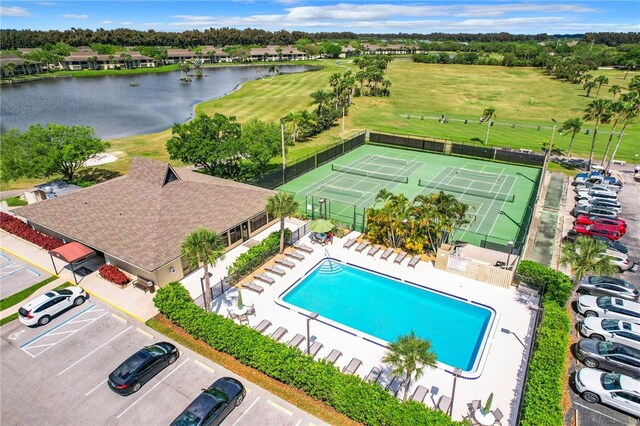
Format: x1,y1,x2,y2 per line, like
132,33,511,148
560,236,616,303
583,99,611,171
308,89,332,115
600,101,623,166
265,191,299,253
594,75,609,98
382,331,437,401
480,106,496,145
583,81,597,97
181,228,226,312
609,85,622,100
560,117,583,157
606,91,639,169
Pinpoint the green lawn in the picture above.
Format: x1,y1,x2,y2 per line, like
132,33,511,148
0,275,58,311
2,61,637,191
1,196,28,206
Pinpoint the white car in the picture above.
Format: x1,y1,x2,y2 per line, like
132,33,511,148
579,318,640,350
575,368,640,418
577,296,640,321
18,287,88,326
598,251,631,273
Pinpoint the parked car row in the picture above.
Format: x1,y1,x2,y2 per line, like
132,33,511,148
569,170,636,273
573,276,640,418
18,290,245,425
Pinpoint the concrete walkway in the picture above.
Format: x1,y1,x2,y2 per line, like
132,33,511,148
0,276,68,320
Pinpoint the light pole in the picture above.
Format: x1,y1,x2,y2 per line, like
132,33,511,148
306,312,318,354
449,367,462,416
542,118,557,183
506,240,514,268
280,122,286,185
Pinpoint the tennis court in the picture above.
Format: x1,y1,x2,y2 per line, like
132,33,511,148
278,144,540,249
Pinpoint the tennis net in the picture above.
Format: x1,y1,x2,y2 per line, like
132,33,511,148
455,168,502,181
332,164,409,183
418,178,515,202
319,184,364,198
370,155,410,166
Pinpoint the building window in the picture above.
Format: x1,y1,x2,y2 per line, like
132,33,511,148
250,211,268,233
229,225,242,245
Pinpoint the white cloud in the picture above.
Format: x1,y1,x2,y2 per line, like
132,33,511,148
120,21,132,25
101,20,114,24
36,2,59,6
0,6,30,17
62,14,88,19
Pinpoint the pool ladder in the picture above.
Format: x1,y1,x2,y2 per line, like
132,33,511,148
319,250,342,275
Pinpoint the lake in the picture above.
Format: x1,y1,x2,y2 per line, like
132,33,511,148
0,65,317,139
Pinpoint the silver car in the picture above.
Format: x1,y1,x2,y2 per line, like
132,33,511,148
575,368,640,418
579,318,640,350
576,296,640,321
571,205,619,219
575,339,640,379
578,276,639,301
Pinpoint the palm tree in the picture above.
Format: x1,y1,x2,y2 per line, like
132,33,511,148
600,101,623,166
382,331,437,401
629,76,640,92
181,228,226,312
583,81,597,97
480,106,496,145
267,65,279,78
265,191,299,253
583,99,611,171
606,91,640,169
308,89,332,115
594,75,609,98
560,237,616,302
560,118,583,157
623,60,636,79
609,85,622,100
180,63,191,80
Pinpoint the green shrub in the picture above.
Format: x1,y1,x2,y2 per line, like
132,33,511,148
154,282,460,426
517,260,573,306
226,230,290,282
1,196,28,207
520,302,570,426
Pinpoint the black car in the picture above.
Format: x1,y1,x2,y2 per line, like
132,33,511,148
108,342,179,395
592,235,628,254
170,377,245,426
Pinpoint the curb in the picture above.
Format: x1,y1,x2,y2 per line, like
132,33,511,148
0,246,58,276
82,288,147,324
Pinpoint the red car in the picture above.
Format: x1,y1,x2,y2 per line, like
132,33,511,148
572,223,622,241
575,215,627,234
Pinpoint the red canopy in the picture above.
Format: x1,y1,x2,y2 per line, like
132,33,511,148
49,242,95,263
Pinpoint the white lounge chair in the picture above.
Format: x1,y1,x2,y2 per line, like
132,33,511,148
287,333,305,348
305,341,323,357
437,395,451,413
365,366,382,383
254,274,275,285
265,266,286,276
342,358,362,374
294,242,314,254
270,327,288,341
324,349,342,365
243,282,264,294
408,256,420,268
355,242,369,253
367,245,381,256
394,251,407,264
380,248,394,260
386,375,405,398
275,258,295,269
411,385,429,403
285,251,305,261
253,319,271,333
343,238,357,249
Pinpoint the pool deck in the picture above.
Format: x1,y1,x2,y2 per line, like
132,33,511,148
183,231,538,424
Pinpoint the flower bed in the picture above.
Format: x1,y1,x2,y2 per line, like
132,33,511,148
98,264,130,286
0,212,64,250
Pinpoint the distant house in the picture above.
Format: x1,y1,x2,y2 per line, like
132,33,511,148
14,157,276,286
60,51,154,70
248,46,307,62
362,44,411,55
0,53,43,77
339,46,358,58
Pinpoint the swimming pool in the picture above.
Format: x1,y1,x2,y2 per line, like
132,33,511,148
280,259,493,372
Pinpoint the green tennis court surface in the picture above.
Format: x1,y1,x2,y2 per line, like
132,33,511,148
278,144,540,248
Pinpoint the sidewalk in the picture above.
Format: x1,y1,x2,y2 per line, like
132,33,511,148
0,231,158,322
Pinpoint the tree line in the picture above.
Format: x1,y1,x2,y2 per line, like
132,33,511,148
2,28,638,50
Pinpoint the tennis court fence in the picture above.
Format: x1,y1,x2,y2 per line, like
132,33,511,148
368,131,545,167
252,131,366,189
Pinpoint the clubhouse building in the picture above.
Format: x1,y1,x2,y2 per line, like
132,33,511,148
14,157,276,286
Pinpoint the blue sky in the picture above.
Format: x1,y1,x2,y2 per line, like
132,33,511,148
1,1,637,34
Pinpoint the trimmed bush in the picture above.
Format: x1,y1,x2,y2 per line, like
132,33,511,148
517,260,573,306
0,212,64,250
154,282,460,426
520,302,570,426
98,264,130,286
227,230,290,282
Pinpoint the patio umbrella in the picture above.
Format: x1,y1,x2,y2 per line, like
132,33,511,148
309,219,334,233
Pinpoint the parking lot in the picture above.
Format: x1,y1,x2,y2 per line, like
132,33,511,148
1,299,327,426
566,167,640,425
0,249,52,299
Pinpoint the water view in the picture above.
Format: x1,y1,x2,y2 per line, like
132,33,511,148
0,65,317,139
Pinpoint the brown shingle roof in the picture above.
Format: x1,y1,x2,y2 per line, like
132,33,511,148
16,158,274,272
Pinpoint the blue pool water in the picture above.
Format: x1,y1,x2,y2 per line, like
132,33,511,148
282,260,492,371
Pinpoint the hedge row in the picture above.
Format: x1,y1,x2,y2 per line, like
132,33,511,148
154,282,459,426
226,230,290,282
520,301,570,426
517,260,573,306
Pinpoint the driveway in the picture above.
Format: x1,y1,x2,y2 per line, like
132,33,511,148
0,299,327,426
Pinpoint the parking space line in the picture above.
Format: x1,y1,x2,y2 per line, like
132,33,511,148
573,402,631,425
267,400,293,416
45,330,78,337
116,357,191,420
194,359,216,374
295,419,302,426
231,396,260,426
135,327,153,338
20,304,96,348
111,313,127,323
85,379,108,396
58,326,133,376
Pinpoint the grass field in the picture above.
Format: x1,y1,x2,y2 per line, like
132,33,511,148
2,60,638,191
278,144,540,249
